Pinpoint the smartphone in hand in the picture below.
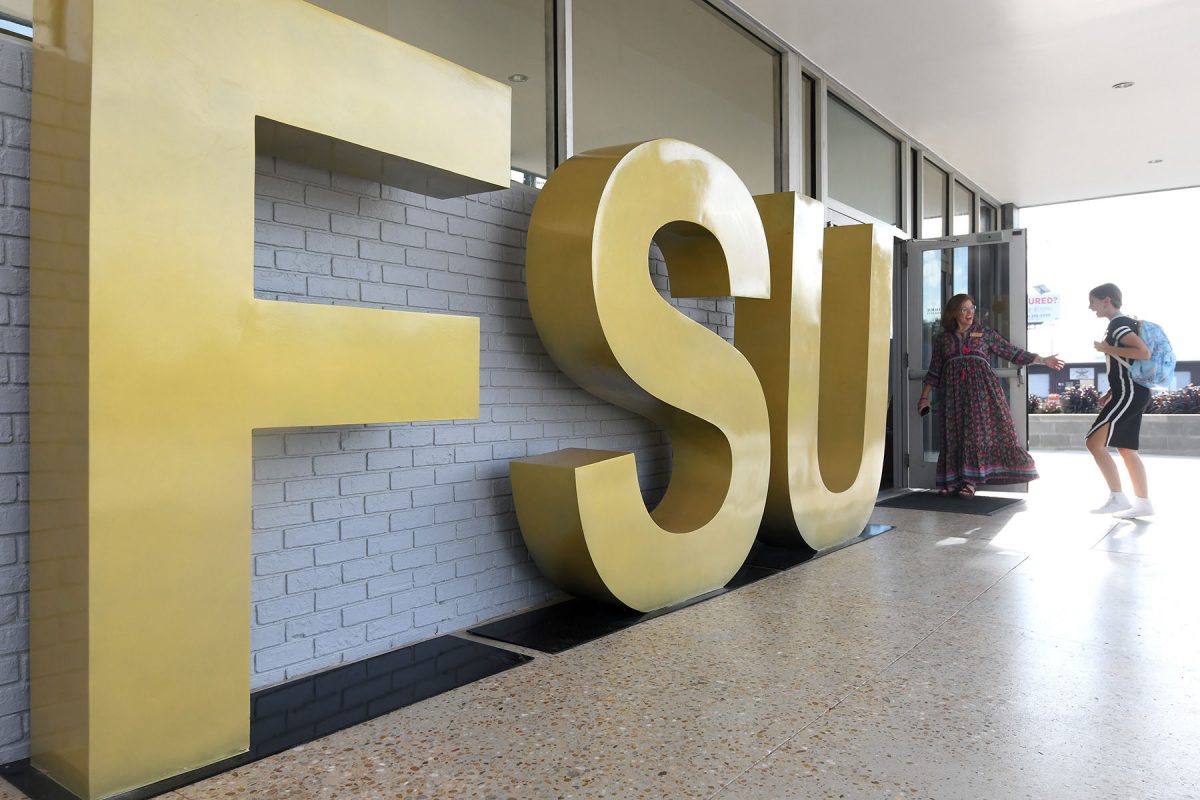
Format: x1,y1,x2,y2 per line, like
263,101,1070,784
919,405,931,417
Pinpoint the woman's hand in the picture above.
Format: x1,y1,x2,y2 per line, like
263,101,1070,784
1099,391,1111,408
1093,340,1110,355
918,396,931,415
1041,354,1065,370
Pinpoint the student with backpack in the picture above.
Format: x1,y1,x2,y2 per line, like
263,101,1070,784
1085,283,1160,518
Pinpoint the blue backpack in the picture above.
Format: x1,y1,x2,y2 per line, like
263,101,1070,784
1116,318,1176,389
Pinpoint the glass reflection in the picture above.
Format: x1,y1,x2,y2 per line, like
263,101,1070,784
923,400,941,464
828,95,900,225
980,203,996,232
922,248,946,464
922,160,947,238
802,75,816,198
574,0,778,194
922,249,944,368
307,0,548,177
953,181,974,235
953,247,968,295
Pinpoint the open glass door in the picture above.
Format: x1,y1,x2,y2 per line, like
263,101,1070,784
899,230,1029,490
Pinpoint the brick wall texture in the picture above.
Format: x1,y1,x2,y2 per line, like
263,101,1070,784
0,36,735,760
0,38,29,763
247,155,731,689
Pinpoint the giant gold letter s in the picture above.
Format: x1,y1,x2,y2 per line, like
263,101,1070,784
29,1,508,796
736,194,893,550
512,140,772,612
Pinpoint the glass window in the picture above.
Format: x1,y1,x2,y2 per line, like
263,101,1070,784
921,160,947,238
921,248,946,463
980,203,997,232
308,0,547,177
953,248,968,294
573,0,778,194
827,95,899,225
953,181,974,235
802,74,815,199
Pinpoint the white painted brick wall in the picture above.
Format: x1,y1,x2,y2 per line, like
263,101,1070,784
248,154,733,689
0,37,28,765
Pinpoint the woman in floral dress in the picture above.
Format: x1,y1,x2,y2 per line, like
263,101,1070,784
917,294,1065,496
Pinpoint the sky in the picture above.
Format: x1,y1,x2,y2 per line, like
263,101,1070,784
1022,186,1200,365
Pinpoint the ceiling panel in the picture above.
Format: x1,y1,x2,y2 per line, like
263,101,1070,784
731,0,1200,206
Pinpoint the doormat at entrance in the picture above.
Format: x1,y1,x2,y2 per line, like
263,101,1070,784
876,489,1024,516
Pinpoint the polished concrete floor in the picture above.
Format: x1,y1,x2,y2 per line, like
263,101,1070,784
20,450,1200,800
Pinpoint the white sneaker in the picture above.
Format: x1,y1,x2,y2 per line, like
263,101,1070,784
1091,494,1131,514
1113,498,1155,519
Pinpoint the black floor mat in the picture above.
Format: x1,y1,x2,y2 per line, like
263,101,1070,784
1,637,531,800
467,564,777,654
469,524,894,654
876,489,1024,515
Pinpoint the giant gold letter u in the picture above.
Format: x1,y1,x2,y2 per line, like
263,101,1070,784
738,194,893,550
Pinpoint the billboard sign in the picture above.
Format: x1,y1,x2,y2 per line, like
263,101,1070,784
1028,291,1060,324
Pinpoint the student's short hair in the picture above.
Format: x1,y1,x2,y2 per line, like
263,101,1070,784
1089,283,1123,308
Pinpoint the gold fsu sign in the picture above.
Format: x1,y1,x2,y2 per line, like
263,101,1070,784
28,0,890,796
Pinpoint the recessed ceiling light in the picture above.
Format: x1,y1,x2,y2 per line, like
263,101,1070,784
1148,159,1163,164
1112,81,1135,89
508,73,528,83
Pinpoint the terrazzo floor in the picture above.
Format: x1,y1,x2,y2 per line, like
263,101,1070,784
111,451,1200,798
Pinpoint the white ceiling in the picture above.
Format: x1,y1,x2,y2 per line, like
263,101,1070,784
731,0,1200,208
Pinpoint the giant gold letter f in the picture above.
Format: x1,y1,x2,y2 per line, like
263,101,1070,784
30,1,509,797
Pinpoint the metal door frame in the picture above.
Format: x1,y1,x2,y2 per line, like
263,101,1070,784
894,229,1028,490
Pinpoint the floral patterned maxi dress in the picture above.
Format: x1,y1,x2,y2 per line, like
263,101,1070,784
923,323,1039,488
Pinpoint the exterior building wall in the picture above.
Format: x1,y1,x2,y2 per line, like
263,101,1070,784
1027,363,1200,396
247,154,733,689
0,37,29,764
1030,414,1200,456
0,35,740,760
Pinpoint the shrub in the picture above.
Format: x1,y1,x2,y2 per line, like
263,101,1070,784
1148,384,1200,414
1037,393,1061,414
1059,385,1101,414
1030,385,1199,414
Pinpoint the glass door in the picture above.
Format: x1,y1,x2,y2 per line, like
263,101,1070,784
899,230,1029,490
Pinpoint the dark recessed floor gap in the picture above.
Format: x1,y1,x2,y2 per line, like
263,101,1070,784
469,523,894,654
0,636,530,800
